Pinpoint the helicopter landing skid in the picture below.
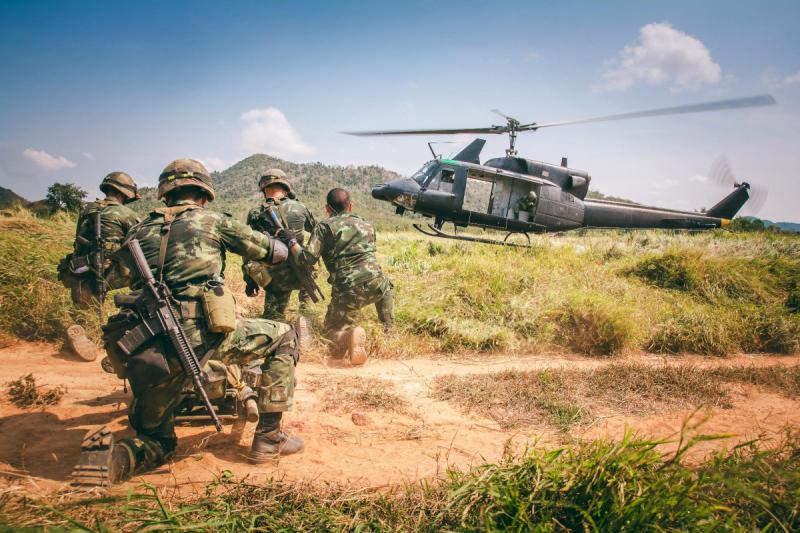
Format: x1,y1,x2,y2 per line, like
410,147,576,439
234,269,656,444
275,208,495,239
413,224,532,248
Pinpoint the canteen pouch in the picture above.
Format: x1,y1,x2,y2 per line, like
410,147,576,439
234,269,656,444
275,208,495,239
202,280,236,333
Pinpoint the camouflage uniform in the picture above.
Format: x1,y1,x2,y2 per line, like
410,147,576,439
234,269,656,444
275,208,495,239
245,198,316,320
301,213,393,340
68,198,140,306
108,200,298,470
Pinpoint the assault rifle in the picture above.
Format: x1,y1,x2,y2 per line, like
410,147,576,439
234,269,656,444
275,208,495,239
94,211,106,307
264,204,324,303
125,238,222,432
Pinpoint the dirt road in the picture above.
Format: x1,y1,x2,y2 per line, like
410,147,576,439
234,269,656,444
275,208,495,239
0,342,797,497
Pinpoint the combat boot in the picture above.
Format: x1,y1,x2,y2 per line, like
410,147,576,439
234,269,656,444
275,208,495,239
71,426,133,488
249,429,305,461
347,326,368,366
66,324,98,362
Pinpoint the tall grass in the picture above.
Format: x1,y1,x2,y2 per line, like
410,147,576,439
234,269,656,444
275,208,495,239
1,431,797,531
2,207,799,357
0,210,101,341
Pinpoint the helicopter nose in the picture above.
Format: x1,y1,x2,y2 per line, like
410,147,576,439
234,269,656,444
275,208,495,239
372,179,420,203
372,184,388,200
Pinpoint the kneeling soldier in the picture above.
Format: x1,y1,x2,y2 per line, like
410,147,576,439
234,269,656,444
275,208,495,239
71,159,304,488
300,188,393,365
58,171,141,361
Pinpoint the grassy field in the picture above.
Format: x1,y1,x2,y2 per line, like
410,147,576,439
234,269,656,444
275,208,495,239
299,227,800,358
433,362,800,430
1,208,799,358
1,208,799,530
0,430,797,531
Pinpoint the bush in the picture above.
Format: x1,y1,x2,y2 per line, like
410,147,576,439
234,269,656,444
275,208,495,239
647,306,736,356
553,295,634,356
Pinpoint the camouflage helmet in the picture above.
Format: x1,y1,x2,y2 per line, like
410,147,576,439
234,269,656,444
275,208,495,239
100,171,140,203
258,168,296,199
157,158,215,201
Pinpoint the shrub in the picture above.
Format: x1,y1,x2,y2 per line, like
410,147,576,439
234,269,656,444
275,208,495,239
553,295,633,356
647,306,736,356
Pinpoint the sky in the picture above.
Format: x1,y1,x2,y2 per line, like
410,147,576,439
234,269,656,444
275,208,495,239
1,0,799,221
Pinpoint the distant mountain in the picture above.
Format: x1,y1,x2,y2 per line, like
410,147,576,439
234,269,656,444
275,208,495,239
0,186,29,209
135,154,413,228
767,220,800,233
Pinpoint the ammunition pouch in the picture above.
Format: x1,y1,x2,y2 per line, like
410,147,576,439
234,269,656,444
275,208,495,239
243,260,273,289
102,309,172,395
202,281,236,333
57,253,91,288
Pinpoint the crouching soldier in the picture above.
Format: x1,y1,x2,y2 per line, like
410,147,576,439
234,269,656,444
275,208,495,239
71,159,304,488
299,188,393,365
57,172,141,361
243,168,317,321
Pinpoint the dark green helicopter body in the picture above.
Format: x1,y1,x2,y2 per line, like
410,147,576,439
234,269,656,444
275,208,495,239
355,96,773,245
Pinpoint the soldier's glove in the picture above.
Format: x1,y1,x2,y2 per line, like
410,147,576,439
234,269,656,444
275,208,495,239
277,228,302,244
245,280,260,297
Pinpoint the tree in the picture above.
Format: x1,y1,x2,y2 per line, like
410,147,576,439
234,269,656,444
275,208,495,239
46,182,87,213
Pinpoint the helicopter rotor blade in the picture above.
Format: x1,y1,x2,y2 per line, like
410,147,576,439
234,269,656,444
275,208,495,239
524,95,776,130
343,127,505,136
710,155,737,186
746,185,768,215
491,108,517,122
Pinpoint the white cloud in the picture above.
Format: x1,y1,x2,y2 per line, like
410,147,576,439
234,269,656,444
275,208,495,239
600,23,722,91
240,107,312,159
688,174,709,183
22,148,77,170
199,157,228,172
523,50,542,63
82,152,94,160
783,71,800,86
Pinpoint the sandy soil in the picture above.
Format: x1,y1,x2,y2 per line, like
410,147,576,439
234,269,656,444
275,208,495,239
0,342,797,497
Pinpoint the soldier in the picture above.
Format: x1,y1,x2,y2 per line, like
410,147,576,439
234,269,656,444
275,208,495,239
300,188,393,365
514,190,537,222
243,168,316,321
72,159,304,488
58,172,141,361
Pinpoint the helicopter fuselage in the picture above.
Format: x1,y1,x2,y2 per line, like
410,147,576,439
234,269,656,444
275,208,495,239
371,143,745,235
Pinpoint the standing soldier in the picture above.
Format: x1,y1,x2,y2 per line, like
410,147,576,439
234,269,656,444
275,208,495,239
72,159,304,488
58,172,141,361
300,188,393,366
244,168,316,321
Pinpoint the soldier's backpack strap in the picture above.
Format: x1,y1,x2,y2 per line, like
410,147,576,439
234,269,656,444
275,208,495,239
155,204,199,283
156,212,174,283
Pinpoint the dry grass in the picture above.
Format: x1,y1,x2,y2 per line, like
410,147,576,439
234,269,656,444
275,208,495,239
432,363,800,430
305,375,409,414
1,431,798,531
5,373,66,408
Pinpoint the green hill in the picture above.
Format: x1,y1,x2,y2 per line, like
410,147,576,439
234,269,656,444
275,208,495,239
134,154,415,229
0,186,29,209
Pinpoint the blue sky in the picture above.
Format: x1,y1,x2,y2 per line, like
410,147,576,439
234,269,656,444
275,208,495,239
1,0,798,220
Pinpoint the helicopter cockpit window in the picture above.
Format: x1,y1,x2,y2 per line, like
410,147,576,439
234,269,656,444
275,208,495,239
441,169,455,183
411,161,438,186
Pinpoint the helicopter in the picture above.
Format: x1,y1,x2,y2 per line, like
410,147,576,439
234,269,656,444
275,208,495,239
349,95,775,247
